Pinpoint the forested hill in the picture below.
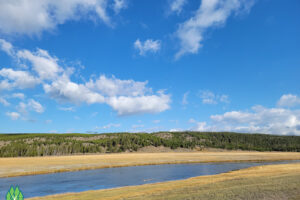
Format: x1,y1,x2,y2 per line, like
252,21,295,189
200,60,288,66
0,132,300,157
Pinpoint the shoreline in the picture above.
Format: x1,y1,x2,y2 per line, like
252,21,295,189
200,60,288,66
2,158,300,178
28,162,300,200
1,151,300,178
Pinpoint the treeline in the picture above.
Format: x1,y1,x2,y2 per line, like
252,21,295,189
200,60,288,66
0,132,300,157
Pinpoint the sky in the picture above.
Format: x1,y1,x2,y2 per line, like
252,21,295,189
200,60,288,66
0,0,300,135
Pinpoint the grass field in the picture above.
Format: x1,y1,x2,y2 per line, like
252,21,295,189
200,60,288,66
28,162,300,200
1,151,300,178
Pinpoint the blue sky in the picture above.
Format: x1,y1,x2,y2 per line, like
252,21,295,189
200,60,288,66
0,0,300,135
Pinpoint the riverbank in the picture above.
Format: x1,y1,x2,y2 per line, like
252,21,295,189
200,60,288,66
1,151,300,178
28,162,300,200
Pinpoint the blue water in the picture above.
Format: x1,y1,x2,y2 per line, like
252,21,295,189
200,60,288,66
0,160,298,198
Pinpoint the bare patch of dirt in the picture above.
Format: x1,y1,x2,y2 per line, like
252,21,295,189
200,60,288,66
154,132,173,140
23,137,46,144
137,145,197,153
66,135,111,141
0,141,10,147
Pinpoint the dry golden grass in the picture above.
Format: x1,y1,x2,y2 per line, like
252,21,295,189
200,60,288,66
28,163,300,200
1,151,300,178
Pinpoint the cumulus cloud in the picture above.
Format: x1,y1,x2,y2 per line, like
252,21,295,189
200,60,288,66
86,75,150,97
189,96,300,136
17,49,62,80
170,0,187,14
113,0,127,14
28,99,45,113
175,0,255,58
199,90,229,104
0,41,64,90
192,121,208,132
277,94,300,108
0,0,128,36
210,106,300,135
0,39,13,55
43,74,105,105
0,39,171,116
17,99,45,114
0,68,40,90
42,73,170,115
106,92,170,115
0,80,11,91
134,39,161,55
6,112,20,120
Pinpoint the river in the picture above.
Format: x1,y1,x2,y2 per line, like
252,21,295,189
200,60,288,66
0,160,298,198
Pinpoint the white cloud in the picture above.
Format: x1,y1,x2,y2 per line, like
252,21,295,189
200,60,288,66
59,106,76,112
41,73,170,115
11,93,25,99
42,66,170,116
43,74,105,104
219,94,230,103
189,118,210,132
189,100,300,136
0,39,171,116
193,121,208,131
210,105,300,135
0,97,10,106
95,1,111,25
17,102,28,115
277,94,300,108
113,0,127,14
170,0,187,14
169,128,183,132
0,80,11,91
199,90,216,104
103,123,121,129
28,99,44,113
0,68,40,90
199,90,229,104
86,75,150,97
153,120,161,124
0,0,122,36
17,49,62,80
106,92,170,115
134,39,161,55
182,91,189,105
6,112,20,120
17,99,45,114
0,39,13,55
175,0,255,58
